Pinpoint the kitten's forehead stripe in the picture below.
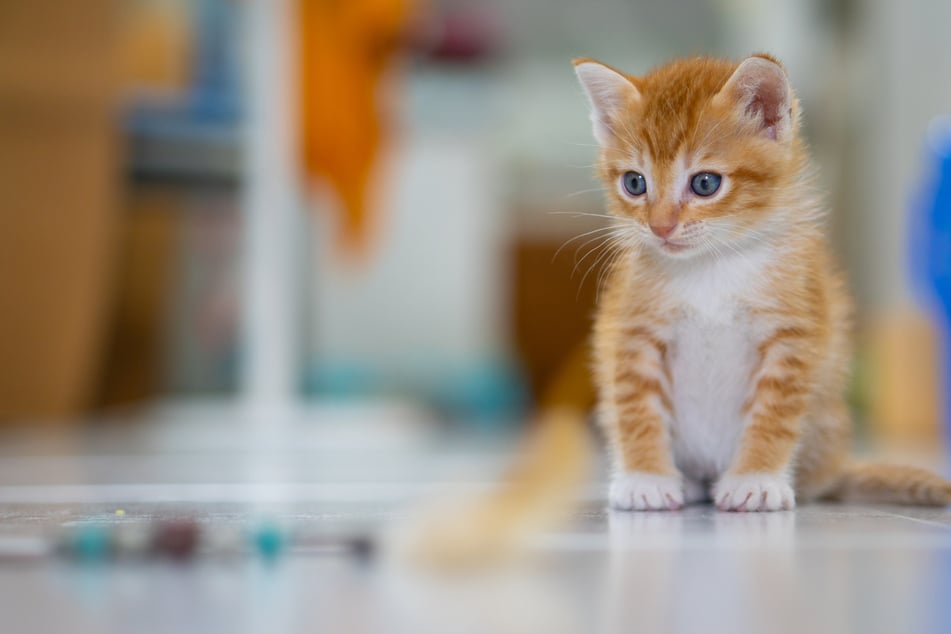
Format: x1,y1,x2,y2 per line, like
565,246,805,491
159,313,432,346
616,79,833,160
634,58,737,162
730,166,771,184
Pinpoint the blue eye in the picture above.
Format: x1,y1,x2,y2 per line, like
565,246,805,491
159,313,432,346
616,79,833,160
621,171,647,196
690,172,722,197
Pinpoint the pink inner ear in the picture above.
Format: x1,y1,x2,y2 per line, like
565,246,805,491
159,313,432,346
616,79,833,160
743,74,787,136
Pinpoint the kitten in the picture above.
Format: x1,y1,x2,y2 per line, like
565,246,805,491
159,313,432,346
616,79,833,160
406,54,951,567
576,53,951,511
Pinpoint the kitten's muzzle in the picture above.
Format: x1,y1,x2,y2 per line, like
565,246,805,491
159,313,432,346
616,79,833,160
649,222,678,239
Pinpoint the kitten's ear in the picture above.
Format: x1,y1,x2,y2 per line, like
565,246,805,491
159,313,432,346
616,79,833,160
573,59,640,146
715,55,793,141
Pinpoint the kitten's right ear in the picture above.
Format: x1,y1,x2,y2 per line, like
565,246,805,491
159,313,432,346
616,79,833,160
715,55,793,141
573,59,640,146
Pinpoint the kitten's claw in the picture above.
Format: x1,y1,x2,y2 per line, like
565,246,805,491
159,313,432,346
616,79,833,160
713,473,795,512
610,472,684,511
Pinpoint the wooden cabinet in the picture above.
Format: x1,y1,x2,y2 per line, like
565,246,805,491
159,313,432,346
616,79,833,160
0,2,120,421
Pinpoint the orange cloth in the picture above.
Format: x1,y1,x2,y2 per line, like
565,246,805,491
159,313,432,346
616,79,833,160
298,0,414,257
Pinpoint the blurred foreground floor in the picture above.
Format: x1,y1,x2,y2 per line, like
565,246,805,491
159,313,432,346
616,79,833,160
0,401,949,634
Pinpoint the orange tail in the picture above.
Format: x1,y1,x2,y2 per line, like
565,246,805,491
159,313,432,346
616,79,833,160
828,461,951,506
401,407,591,567
399,343,597,567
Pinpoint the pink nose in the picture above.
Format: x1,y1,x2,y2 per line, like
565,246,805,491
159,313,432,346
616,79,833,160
650,223,677,239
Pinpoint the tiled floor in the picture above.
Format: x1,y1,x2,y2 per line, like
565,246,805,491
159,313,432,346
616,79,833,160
0,401,949,634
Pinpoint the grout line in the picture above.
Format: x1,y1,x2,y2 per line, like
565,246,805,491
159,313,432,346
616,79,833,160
875,508,951,531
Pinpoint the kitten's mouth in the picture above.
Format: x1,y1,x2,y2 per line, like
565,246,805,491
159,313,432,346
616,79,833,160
660,240,690,254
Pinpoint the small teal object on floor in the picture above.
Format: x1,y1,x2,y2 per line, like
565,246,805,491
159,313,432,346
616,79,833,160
251,523,286,560
70,525,112,562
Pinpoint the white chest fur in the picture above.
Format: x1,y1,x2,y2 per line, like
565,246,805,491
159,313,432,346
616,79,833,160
668,308,757,480
660,248,772,482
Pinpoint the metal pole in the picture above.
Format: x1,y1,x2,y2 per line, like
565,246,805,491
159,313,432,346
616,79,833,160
240,0,300,417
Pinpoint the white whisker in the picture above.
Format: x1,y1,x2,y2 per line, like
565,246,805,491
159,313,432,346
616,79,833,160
551,224,621,263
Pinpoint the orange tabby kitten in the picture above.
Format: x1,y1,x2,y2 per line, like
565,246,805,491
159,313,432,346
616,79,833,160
408,53,951,567
576,53,951,511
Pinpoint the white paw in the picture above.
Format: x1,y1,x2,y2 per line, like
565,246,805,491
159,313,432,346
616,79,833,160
610,472,684,511
714,473,795,512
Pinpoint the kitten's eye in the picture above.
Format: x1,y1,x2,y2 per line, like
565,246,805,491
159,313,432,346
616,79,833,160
690,172,722,197
621,171,647,196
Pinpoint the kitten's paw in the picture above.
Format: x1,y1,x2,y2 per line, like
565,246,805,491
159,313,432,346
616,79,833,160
610,472,684,511
714,473,795,512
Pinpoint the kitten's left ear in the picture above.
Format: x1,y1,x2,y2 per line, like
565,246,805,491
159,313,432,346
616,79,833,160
715,55,793,141
573,58,641,146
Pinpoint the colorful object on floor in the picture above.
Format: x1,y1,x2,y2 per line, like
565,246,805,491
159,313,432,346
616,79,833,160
153,519,200,560
350,535,375,562
113,523,151,559
39,520,374,565
251,522,286,561
66,525,112,562
297,0,417,257
202,524,245,558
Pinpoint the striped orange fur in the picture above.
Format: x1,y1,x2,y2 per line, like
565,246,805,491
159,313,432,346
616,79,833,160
404,53,950,569
578,53,951,511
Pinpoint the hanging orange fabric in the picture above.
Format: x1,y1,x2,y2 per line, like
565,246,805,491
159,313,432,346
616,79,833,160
298,0,415,258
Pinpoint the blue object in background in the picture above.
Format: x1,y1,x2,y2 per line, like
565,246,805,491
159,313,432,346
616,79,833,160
189,0,242,123
126,0,241,130
911,116,951,443
124,0,243,187
304,356,529,427
430,358,530,427
304,361,381,401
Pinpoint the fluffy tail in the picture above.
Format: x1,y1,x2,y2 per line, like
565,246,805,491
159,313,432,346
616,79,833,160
827,461,951,506
402,407,592,567
399,342,596,567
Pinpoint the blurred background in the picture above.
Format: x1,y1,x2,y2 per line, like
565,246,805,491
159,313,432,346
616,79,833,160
2,0,951,450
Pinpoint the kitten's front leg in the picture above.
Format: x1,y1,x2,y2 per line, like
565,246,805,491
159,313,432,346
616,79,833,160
606,327,683,511
715,325,817,511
